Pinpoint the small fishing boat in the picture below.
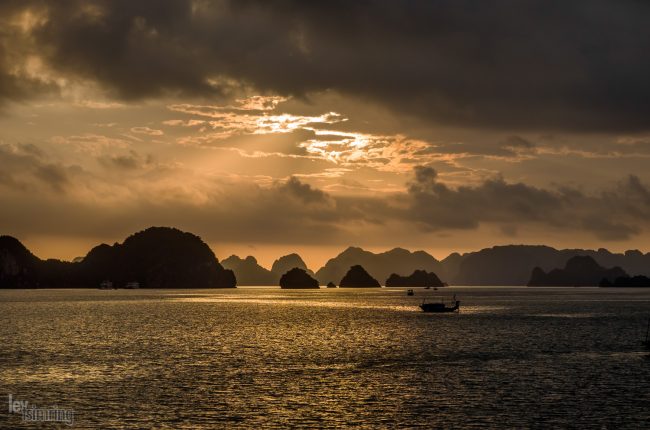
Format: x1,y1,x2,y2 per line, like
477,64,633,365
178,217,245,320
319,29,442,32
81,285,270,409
407,289,414,296
420,295,460,313
99,280,114,290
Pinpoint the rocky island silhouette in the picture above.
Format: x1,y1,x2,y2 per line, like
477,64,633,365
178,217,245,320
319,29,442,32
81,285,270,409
339,265,381,288
0,227,236,288
279,268,320,289
600,275,650,287
385,270,445,288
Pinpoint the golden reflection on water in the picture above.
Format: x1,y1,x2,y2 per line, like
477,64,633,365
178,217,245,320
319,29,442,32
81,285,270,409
169,293,508,314
1,287,649,428
173,296,419,312
1,363,127,383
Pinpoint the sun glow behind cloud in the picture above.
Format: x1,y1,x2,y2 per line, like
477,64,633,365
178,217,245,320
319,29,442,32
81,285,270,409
2,105,650,266
165,96,450,174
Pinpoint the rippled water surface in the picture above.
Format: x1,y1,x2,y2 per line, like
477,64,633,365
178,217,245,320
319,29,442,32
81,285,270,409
1,287,649,428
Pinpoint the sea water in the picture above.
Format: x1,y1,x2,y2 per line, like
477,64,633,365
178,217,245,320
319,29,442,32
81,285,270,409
1,287,649,428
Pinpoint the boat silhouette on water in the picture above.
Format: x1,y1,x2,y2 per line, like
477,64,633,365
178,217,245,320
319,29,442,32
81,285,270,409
420,295,460,313
99,280,115,290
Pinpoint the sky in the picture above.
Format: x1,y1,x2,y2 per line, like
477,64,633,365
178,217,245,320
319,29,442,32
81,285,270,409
1,0,650,269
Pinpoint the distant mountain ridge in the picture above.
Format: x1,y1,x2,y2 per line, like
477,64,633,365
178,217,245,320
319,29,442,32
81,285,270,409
3,230,650,287
221,253,315,286
528,255,627,286
272,254,314,277
451,245,650,285
315,247,442,285
221,255,277,286
314,244,650,286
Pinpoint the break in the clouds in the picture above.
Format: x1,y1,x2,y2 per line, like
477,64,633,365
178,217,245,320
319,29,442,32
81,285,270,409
1,0,649,131
1,0,650,262
2,140,649,248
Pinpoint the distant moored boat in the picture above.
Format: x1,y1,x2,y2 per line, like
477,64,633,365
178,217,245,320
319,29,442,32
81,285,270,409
99,280,114,290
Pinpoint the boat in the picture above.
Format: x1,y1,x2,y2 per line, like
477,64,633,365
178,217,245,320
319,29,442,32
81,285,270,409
125,281,140,289
407,289,414,296
420,295,460,313
99,280,114,290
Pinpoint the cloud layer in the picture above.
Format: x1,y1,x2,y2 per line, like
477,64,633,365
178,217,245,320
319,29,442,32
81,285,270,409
407,166,649,241
1,1,649,131
2,138,649,248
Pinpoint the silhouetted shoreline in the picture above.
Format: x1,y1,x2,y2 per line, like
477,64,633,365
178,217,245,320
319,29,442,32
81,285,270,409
0,227,236,289
2,227,650,289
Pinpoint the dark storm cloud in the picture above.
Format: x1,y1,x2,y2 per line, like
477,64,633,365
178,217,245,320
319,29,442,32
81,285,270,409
407,166,648,241
0,1,58,103
33,164,70,192
579,216,639,242
0,143,78,193
623,175,650,205
280,176,330,204
97,152,142,170
8,178,363,246
408,166,565,230
501,136,536,152
1,0,649,131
